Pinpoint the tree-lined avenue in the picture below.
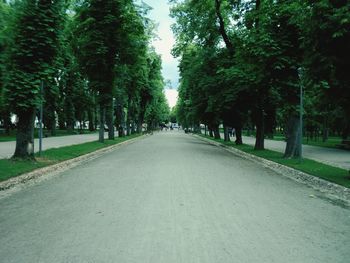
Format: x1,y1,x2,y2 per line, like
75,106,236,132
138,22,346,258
0,132,349,262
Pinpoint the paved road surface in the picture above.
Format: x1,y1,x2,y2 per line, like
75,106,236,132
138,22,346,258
0,131,349,262
2,131,349,170
0,132,103,159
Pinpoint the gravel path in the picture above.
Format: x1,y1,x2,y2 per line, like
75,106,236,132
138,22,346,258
0,131,349,262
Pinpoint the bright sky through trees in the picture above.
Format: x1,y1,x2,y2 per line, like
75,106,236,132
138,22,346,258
144,0,179,108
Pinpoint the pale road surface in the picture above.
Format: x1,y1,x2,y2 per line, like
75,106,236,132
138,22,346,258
0,131,349,262
1,131,349,170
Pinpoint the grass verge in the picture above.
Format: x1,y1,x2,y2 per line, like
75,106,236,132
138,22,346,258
213,129,344,149
0,134,141,182
199,134,350,188
269,135,343,149
0,129,98,142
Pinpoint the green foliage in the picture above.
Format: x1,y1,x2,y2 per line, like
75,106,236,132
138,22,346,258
74,0,123,99
0,1,11,115
171,0,350,145
302,0,350,137
0,0,168,158
144,52,170,126
4,0,65,113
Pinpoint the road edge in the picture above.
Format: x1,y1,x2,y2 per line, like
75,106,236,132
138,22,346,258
193,134,350,204
0,135,147,194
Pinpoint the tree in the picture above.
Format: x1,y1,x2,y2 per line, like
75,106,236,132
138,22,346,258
0,1,12,135
171,0,312,156
302,0,350,143
143,52,170,130
74,0,124,142
4,0,64,159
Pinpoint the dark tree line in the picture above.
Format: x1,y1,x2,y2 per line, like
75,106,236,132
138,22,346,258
0,0,170,159
170,0,350,158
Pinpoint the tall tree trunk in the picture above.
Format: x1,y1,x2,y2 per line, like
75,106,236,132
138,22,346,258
64,88,75,133
57,108,66,130
106,99,114,140
252,0,263,150
224,125,230,142
341,122,349,142
136,116,143,133
214,0,234,54
51,118,56,136
131,121,136,134
120,104,126,137
13,109,36,159
214,125,221,139
126,114,131,136
79,120,83,133
94,105,99,132
126,100,131,136
235,126,243,145
284,115,301,158
66,98,75,133
88,108,95,131
99,104,105,143
45,105,56,136
254,108,265,150
118,126,124,137
265,108,275,139
3,111,11,135
322,116,328,142
209,128,213,137
44,96,56,136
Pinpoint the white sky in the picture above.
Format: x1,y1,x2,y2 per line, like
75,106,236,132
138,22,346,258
144,0,179,108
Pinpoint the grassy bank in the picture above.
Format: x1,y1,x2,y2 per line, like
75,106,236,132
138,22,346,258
200,134,350,188
268,134,343,149
242,130,344,149
214,128,343,150
0,129,98,142
0,134,141,182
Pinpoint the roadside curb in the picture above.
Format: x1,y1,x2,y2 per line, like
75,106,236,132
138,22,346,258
0,135,146,194
193,134,350,204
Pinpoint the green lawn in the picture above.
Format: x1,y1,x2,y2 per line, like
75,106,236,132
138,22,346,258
0,129,98,142
244,130,344,150
213,129,344,150
270,135,343,149
0,134,140,182
200,134,350,188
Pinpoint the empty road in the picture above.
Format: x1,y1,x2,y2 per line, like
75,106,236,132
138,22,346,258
0,131,349,262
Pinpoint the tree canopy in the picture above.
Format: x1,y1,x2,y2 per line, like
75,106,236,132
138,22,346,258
0,0,170,159
171,0,350,157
